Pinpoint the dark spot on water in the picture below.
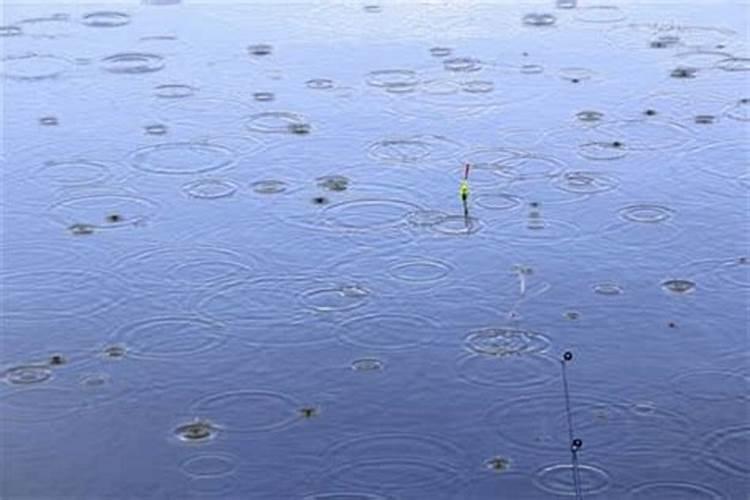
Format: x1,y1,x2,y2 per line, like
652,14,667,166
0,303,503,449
312,196,329,205
39,116,59,126
671,67,697,79
49,354,66,366
571,78,579,83
175,420,217,442
484,456,511,472
668,321,677,328
739,256,748,264
563,351,573,361
564,311,580,321
612,141,623,148
694,115,715,124
103,345,126,359
69,223,95,236
529,201,540,208
106,213,122,223
299,406,319,418
247,44,272,56
288,123,311,135
644,109,657,116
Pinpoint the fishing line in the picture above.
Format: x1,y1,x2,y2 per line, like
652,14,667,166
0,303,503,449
561,350,584,500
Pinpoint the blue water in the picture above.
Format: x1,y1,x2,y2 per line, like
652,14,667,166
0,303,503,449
1,1,749,499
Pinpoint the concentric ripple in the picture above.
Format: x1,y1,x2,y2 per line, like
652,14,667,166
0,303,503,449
671,370,747,401
336,313,438,350
36,159,111,187
112,316,228,360
0,25,23,37
0,387,86,422
244,111,309,133
594,119,694,151
716,57,750,72
368,135,461,164
593,282,624,296
494,218,582,245
475,193,523,211
555,171,619,194
2,53,71,81
129,142,235,174
321,198,420,231
387,259,453,284
49,193,159,229
251,179,288,194
114,244,252,288
325,433,462,490
179,453,239,478
1,269,123,319
533,464,611,496
174,419,219,443
431,215,483,236
299,282,371,312
190,390,301,433
365,69,418,90
628,482,726,499
703,426,750,477
619,204,674,223
101,53,165,74
457,353,558,389
725,98,750,121
464,327,550,356
154,83,197,98
578,141,628,161
3,365,53,385
661,279,696,294
81,11,131,27
443,57,482,72
182,178,239,199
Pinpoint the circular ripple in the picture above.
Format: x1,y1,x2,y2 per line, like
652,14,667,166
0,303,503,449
629,482,726,499
443,57,482,72
715,257,749,289
486,393,633,452
3,365,53,385
179,453,239,478
576,110,604,123
671,370,747,401
578,141,628,161
154,83,197,98
464,327,550,356
555,171,619,194
593,282,623,296
191,390,300,433
560,67,595,82
388,259,453,284
337,313,438,350
321,198,420,231
368,135,461,164
306,78,335,90
101,53,164,74
431,215,482,236
461,80,494,93
113,317,228,360
2,53,70,81
594,119,694,151
661,279,696,294
36,159,111,187
574,5,626,23
82,11,130,27
522,13,556,27
457,353,558,389
49,193,158,229
129,142,235,175
114,244,251,288
533,464,611,496
703,426,750,477
430,47,452,58
405,209,448,227
619,204,674,223
244,111,309,133
0,387,85,422
366,69,418,90
475,193,522,211
326,433,462,490
1,269,123,319
251,179,288,194
351,358,384,372
182,179,238,199
329,459,458,490
299,283,370,312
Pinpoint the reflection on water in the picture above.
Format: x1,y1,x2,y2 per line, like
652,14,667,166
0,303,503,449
1,1,748,499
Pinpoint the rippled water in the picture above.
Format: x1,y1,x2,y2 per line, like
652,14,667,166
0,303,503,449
1,1,748,499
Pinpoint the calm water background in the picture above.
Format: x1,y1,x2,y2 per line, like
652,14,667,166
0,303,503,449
1,1,749,499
